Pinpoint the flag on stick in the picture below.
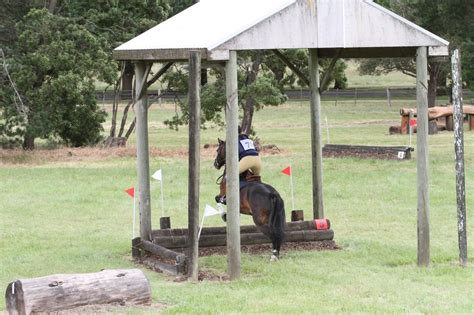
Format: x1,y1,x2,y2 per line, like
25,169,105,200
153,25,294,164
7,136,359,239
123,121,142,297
198,204,222,240
125,187,135,198
281,165,295,210
125,186,136,239
152,169,162,181
152,169,165,217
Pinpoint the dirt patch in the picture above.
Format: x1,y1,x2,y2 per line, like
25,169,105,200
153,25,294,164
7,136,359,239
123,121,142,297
139,240,340,282
0,147,197,165
0,141,283,166
198,240,341,257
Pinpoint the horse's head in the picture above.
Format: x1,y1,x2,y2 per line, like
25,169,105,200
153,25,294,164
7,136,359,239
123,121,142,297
213,138,226,169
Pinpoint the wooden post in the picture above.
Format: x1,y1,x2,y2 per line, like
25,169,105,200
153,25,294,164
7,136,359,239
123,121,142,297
225,51,241,279
134,62,152,241
451,49,468,267
387,88,392,107
187,50,201,280
416,47,430,267
309,49,324,219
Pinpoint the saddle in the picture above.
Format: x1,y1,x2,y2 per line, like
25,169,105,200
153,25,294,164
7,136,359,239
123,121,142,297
239,171,261,189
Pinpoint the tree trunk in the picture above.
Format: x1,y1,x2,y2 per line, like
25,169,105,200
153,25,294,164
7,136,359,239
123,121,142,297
241,57,261,134
201,69,208,86
22,133,35,150
241,98,255,135
5,269,151,315
47,0,58,13
428,63,440,108
121,61,134,95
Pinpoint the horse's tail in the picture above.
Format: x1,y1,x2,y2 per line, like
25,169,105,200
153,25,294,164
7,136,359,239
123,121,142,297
269,193,286,250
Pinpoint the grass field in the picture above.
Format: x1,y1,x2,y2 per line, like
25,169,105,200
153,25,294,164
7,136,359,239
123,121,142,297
1,99,473,313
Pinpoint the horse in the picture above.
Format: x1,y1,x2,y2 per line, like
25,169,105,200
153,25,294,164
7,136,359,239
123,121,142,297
213,138,286,261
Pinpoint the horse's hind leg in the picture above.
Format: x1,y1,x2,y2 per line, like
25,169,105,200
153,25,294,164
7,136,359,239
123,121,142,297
253,214,280,261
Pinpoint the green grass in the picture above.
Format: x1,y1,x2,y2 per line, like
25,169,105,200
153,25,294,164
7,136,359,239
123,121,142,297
1,100,473,313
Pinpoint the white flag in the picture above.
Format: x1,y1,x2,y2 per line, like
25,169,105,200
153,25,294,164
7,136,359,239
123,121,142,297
204,204,220,217
152,169,162,181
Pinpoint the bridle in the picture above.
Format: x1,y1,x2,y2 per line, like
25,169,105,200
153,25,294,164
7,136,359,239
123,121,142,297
213,141,226,170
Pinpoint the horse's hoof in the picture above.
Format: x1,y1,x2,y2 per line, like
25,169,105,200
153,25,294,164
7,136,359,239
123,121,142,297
270,255,279,262
221,212,227,222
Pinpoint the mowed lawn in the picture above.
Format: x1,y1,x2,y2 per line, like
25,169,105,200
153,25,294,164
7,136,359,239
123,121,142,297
1,100,473,313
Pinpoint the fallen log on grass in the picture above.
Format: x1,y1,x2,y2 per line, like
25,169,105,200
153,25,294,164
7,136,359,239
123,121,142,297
5,269,151,315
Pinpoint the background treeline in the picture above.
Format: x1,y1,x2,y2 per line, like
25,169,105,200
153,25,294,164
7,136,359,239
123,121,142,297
0,0,472,149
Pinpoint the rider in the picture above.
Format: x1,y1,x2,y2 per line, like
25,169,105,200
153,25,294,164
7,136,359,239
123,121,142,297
238,126,261,176
217,126,261,205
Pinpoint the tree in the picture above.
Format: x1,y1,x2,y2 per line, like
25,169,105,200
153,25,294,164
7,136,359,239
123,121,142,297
0,9,116,149
362,0,474,106
63,0,171,90
60,0,173,144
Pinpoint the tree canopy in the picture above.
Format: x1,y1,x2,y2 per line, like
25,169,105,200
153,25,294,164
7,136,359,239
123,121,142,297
0,8,116,149
363,0,474,94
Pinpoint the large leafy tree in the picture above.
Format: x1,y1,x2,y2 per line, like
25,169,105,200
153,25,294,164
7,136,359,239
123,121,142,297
361,0,474,106
0,9,116,149
61,0,172,143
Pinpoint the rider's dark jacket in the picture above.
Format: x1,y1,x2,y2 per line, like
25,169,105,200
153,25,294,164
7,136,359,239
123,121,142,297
238,134,258,160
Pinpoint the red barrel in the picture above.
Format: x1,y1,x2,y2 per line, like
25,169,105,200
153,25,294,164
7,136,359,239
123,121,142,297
313,218,330,230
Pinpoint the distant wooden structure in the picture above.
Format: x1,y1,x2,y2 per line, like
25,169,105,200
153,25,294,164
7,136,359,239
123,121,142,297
398,105,474,134
114,0,450,276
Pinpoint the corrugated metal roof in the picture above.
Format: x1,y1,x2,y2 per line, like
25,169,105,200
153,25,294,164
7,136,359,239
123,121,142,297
113,0,449,61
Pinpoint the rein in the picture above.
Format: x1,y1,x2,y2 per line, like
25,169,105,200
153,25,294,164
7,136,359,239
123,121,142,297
216,168,226,185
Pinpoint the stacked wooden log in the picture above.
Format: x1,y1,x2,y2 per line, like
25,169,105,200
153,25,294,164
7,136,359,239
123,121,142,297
132,220,334,275
151,220,333,250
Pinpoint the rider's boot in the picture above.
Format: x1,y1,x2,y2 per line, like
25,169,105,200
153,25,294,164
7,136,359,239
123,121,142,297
215,195,227,205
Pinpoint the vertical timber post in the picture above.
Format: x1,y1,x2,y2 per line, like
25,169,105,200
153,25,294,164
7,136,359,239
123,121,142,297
416,47,430,267
309,49,324,219
134,61,152,241
451,49,468,267
225,51,241,279
188,51,201,280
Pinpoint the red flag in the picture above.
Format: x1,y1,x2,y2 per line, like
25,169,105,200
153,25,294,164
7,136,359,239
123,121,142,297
409,119,417,127
125,187,135,198
281,166,291,176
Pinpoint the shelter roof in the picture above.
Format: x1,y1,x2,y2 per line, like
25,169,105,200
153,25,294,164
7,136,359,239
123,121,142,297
114,0,449,61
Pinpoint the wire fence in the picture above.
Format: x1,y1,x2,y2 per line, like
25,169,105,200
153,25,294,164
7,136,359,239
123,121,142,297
97,87,474,104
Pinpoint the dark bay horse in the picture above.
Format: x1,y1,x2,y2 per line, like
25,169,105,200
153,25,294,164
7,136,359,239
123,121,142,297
213,139,286,260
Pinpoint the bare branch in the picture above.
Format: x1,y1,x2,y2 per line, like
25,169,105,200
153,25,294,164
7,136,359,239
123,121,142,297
0,49,28,118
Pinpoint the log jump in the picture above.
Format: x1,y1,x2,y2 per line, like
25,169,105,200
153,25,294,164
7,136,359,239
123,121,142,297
395,105,474,134
133,219,334,275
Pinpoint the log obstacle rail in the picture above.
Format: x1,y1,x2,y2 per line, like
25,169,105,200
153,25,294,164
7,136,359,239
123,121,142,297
133,220,334,275
5,269,151,315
